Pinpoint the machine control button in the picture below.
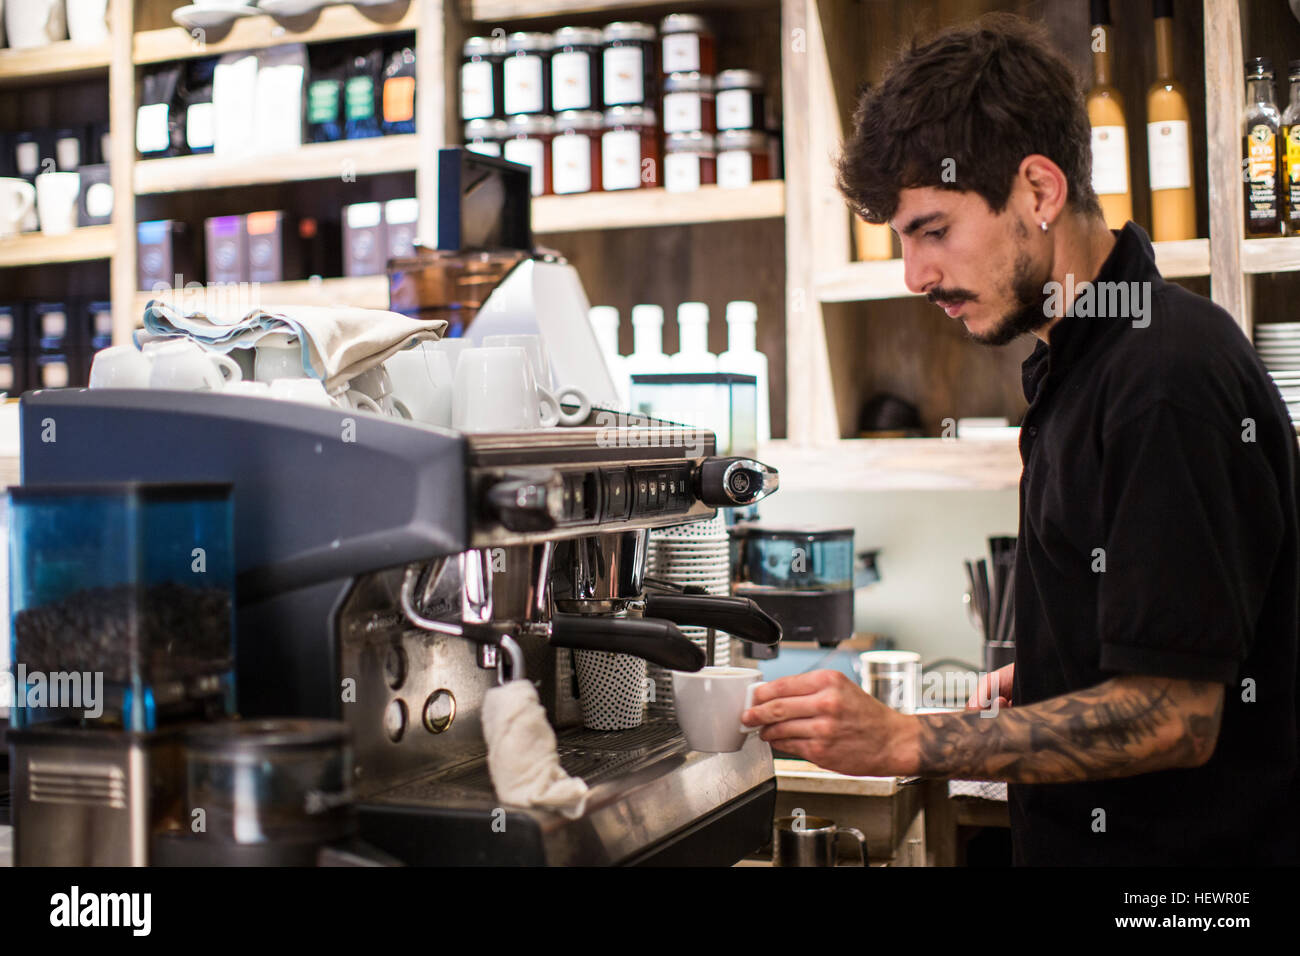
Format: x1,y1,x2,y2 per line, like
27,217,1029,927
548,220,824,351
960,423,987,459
384,699,408,742
422,689,457,734
602,467,630,520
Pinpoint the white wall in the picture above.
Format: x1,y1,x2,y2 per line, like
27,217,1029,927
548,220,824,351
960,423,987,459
756,487,1019,667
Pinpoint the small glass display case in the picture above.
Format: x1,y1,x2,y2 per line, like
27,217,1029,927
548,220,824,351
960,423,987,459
629,372,757,456
8,482,235,731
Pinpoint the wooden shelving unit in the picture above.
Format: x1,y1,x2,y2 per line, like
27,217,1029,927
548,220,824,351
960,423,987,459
468,0,720,20
1242,237,1300,274
133,2,420,64
533,181,784,233
0,39,111,86
0,226,115,268
134,135,420,194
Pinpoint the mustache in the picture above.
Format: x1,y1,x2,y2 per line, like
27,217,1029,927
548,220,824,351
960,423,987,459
926,288,978,306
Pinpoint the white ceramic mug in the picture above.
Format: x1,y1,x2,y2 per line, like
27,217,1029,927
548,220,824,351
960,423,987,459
671,666,764,753
148,341,242,391
66,0,109,43
221,380,271,398
5,0,66,49
385,345,454,427
254,338,307,383
452,346,560,432
88,345,153,389
429,337,470,377
35,172,80,237
0,178,36,239
483,333,592,426
268,378,333,406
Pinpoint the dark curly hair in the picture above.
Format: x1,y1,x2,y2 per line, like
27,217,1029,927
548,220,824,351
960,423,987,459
837,13,1100,225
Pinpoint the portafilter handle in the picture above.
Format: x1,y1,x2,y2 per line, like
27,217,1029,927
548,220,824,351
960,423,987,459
642,592,783,648
550,613,707,672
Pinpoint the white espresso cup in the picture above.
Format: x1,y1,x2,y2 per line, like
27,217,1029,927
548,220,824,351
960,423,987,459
483,333,591,426
385,345,454,427
66,0,109,44
268,378,334,406
35,172,80,237
147,340,242,391
5,0,67,49
221,380,271,398
254,338,307,382
88,345,154,389
453,346,561,432
429,337,470,377
0,178,36,239
671,666,765,753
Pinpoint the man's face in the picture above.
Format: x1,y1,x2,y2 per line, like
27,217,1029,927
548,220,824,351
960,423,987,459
890,186,1051,346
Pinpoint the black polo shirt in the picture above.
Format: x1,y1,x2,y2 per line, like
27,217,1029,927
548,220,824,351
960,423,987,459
1009,221,1300,866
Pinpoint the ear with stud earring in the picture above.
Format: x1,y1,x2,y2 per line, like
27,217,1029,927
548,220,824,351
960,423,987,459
1040,221,1049,233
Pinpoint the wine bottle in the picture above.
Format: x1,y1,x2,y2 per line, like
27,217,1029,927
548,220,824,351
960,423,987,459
1243,57,1282,238
1146,0,1196,241
1281,60,1300,235
1086,0,1132,230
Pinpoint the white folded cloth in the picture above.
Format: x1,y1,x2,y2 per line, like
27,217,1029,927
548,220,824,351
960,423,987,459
481,679,589,820
141,300,447,395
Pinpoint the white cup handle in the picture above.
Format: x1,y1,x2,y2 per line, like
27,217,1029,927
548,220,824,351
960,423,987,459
391,397,413,419
17,181,35,221
552,384,591,426
351,392,383,414
211,353,242,383
536,389,560,427
739,681,765,735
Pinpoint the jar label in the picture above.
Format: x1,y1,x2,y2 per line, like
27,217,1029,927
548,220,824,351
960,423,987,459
663,91,703,134
663,34,700,74
308,79,341,124
717,150,753,189
552,50,592,111
383,76,416,124
603,129,642,190
604,46,645,105
467,140,502,157
56,136,80,170
553,132,592,194
42,311,66,338
460,60,495,119
187,102,216,150
0,364,11,390
1090,125,1128,196
42,361,69,389
665,152,701,192
504,137,546,196
86,181,114,218
504,54,544,115
717,88,753,130
1147,119,1190,191
345,76,375,121
136,102,170,154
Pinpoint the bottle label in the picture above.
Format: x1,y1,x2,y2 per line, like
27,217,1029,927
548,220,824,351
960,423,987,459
383,76,416,124
56,136,80,170
717,150,753,189
503,137,546,196
604,46,645,105
345,76,375,121
663,91,703,133
717,88,753,130
664,152,701,192
1285,124,1300,220
552,132,592,194
1147,119,1191,191
602,129,642,190
1090,125,1128,196
551,51,592,111
503,54,544,115
187,102,215,150
1245,124,1279,222
307,80,341,124
460,60,495,119
136,102,170,154
663,34,700,73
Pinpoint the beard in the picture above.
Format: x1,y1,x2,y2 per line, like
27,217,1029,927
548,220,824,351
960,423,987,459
967,248,1052,347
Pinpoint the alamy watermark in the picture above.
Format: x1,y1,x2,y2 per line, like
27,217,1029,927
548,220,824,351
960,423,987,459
594,409,707,457
1043,274,1151,328
2,664,103,719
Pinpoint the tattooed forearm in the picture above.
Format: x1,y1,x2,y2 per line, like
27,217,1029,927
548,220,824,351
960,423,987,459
912,676,1224,783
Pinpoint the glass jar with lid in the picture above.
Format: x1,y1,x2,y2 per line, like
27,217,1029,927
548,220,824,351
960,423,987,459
552,26,603,112
664,130,715,192
552,110,604,195
663,71,714,133
465,118,508,157
602,22,657,107
716,69,765,131
660,14,715,78
461,36,506,120
503,32,554,116
503,113,556,197
716,129,772,188
603,106,659,190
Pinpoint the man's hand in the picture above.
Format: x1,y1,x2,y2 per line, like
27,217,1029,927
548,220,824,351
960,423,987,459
966,662,1013,711
741,670,918,777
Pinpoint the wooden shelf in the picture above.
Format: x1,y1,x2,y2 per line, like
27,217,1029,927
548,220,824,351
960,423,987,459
0,39,111,86
134,135,419,194
1243,237,1300,274
132,275,389,317
133,2,419,65
815,239,1213,303
532,181,784,233
469,0,721,19
0,226,115,268
761,438,1023,492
